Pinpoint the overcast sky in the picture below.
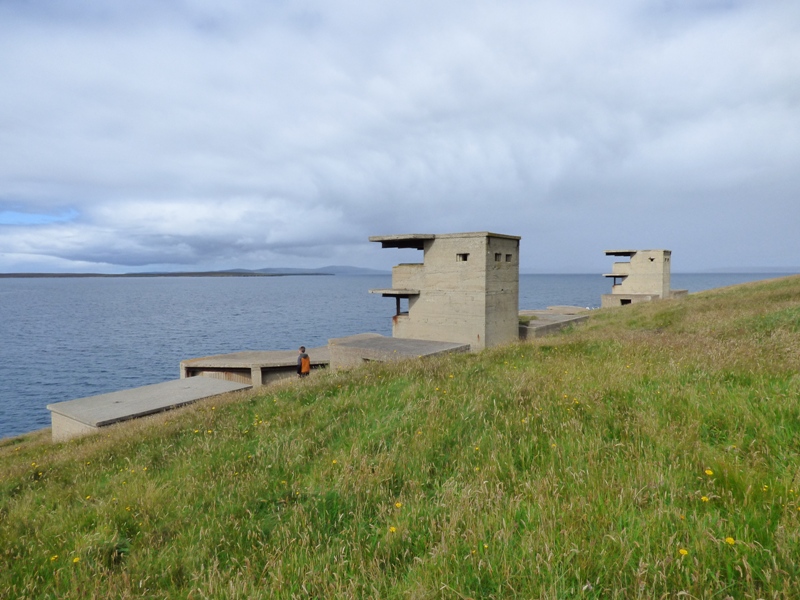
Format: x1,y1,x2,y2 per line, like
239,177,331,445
1,0,798,274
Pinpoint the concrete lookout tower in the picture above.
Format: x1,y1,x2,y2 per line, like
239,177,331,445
601,249,687,308
369,232,521,351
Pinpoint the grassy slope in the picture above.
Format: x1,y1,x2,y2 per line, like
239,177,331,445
2,276,799,599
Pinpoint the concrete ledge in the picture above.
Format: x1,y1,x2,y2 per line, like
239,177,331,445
519,307,590,340
328,334,470,370
47,378,251,442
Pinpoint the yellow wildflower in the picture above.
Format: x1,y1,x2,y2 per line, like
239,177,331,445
705,469,713,476
395,502,402,508
701,496,709,502
679,548,688,556
73,557,80,564
725,537,735,545
389,526,397,533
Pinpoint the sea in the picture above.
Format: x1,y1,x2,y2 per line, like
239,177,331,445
0,272,792,440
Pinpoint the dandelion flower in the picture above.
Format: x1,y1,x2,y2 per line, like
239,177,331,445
701,496,709,502
705,469,714,476
332,459,337,465
679,548,688,556
389,526,397,533
50,555,58,561
73,557,80,564
395,502,402,508
483,543,488,549
725,537,735,545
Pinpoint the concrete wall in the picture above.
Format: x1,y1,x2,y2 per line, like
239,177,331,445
484,236,520,348
600,293,658,308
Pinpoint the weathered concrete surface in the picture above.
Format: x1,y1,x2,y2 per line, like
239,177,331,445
47,377,251,442
180,346,330,387
370,232,521,351
328,333,469,370
518,307,590,339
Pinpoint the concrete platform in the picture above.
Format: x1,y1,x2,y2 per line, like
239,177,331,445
328,333,470,369
47,377,251,442
180,346,330,387
518,306,590,339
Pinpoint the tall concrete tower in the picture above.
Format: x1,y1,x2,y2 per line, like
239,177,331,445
369,232,521,351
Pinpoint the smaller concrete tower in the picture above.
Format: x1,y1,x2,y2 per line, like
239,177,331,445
601,249,687,307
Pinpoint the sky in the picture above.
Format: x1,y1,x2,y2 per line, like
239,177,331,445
1,0,799,274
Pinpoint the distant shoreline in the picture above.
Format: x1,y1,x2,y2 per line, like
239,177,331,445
0,272,334,279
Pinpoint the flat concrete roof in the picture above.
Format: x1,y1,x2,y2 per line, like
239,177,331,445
368,288,420,297
605,249,670,256
370,232,521,249
47,377,251,428
181,346,330,369
332,334,469,356
368,234,435,249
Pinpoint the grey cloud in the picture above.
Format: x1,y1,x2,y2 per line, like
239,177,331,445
0,0,798,272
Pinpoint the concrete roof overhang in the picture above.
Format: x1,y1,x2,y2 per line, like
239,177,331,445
368,234,434,249
605,249,671,256
369,288,420,297
370,232,521,250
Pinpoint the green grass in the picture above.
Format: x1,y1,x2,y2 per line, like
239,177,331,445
2,275,800,599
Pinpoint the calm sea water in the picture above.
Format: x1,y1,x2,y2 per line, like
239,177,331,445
0,273,791,439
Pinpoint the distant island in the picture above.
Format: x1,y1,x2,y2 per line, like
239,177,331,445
0,265,390,278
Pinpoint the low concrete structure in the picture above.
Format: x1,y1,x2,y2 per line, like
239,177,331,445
180,347,329,386
518,306,590,339
601,250,688,308
370,232,521,351
47,377,251,442
328,333,469,370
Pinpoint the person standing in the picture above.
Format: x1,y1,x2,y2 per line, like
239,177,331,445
297,346,311,378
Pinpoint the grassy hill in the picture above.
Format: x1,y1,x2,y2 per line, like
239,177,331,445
2,276,799,599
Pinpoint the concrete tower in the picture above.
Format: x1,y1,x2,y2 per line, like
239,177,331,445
369,232,521,351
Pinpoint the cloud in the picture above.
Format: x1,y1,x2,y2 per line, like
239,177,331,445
0,0,798,272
